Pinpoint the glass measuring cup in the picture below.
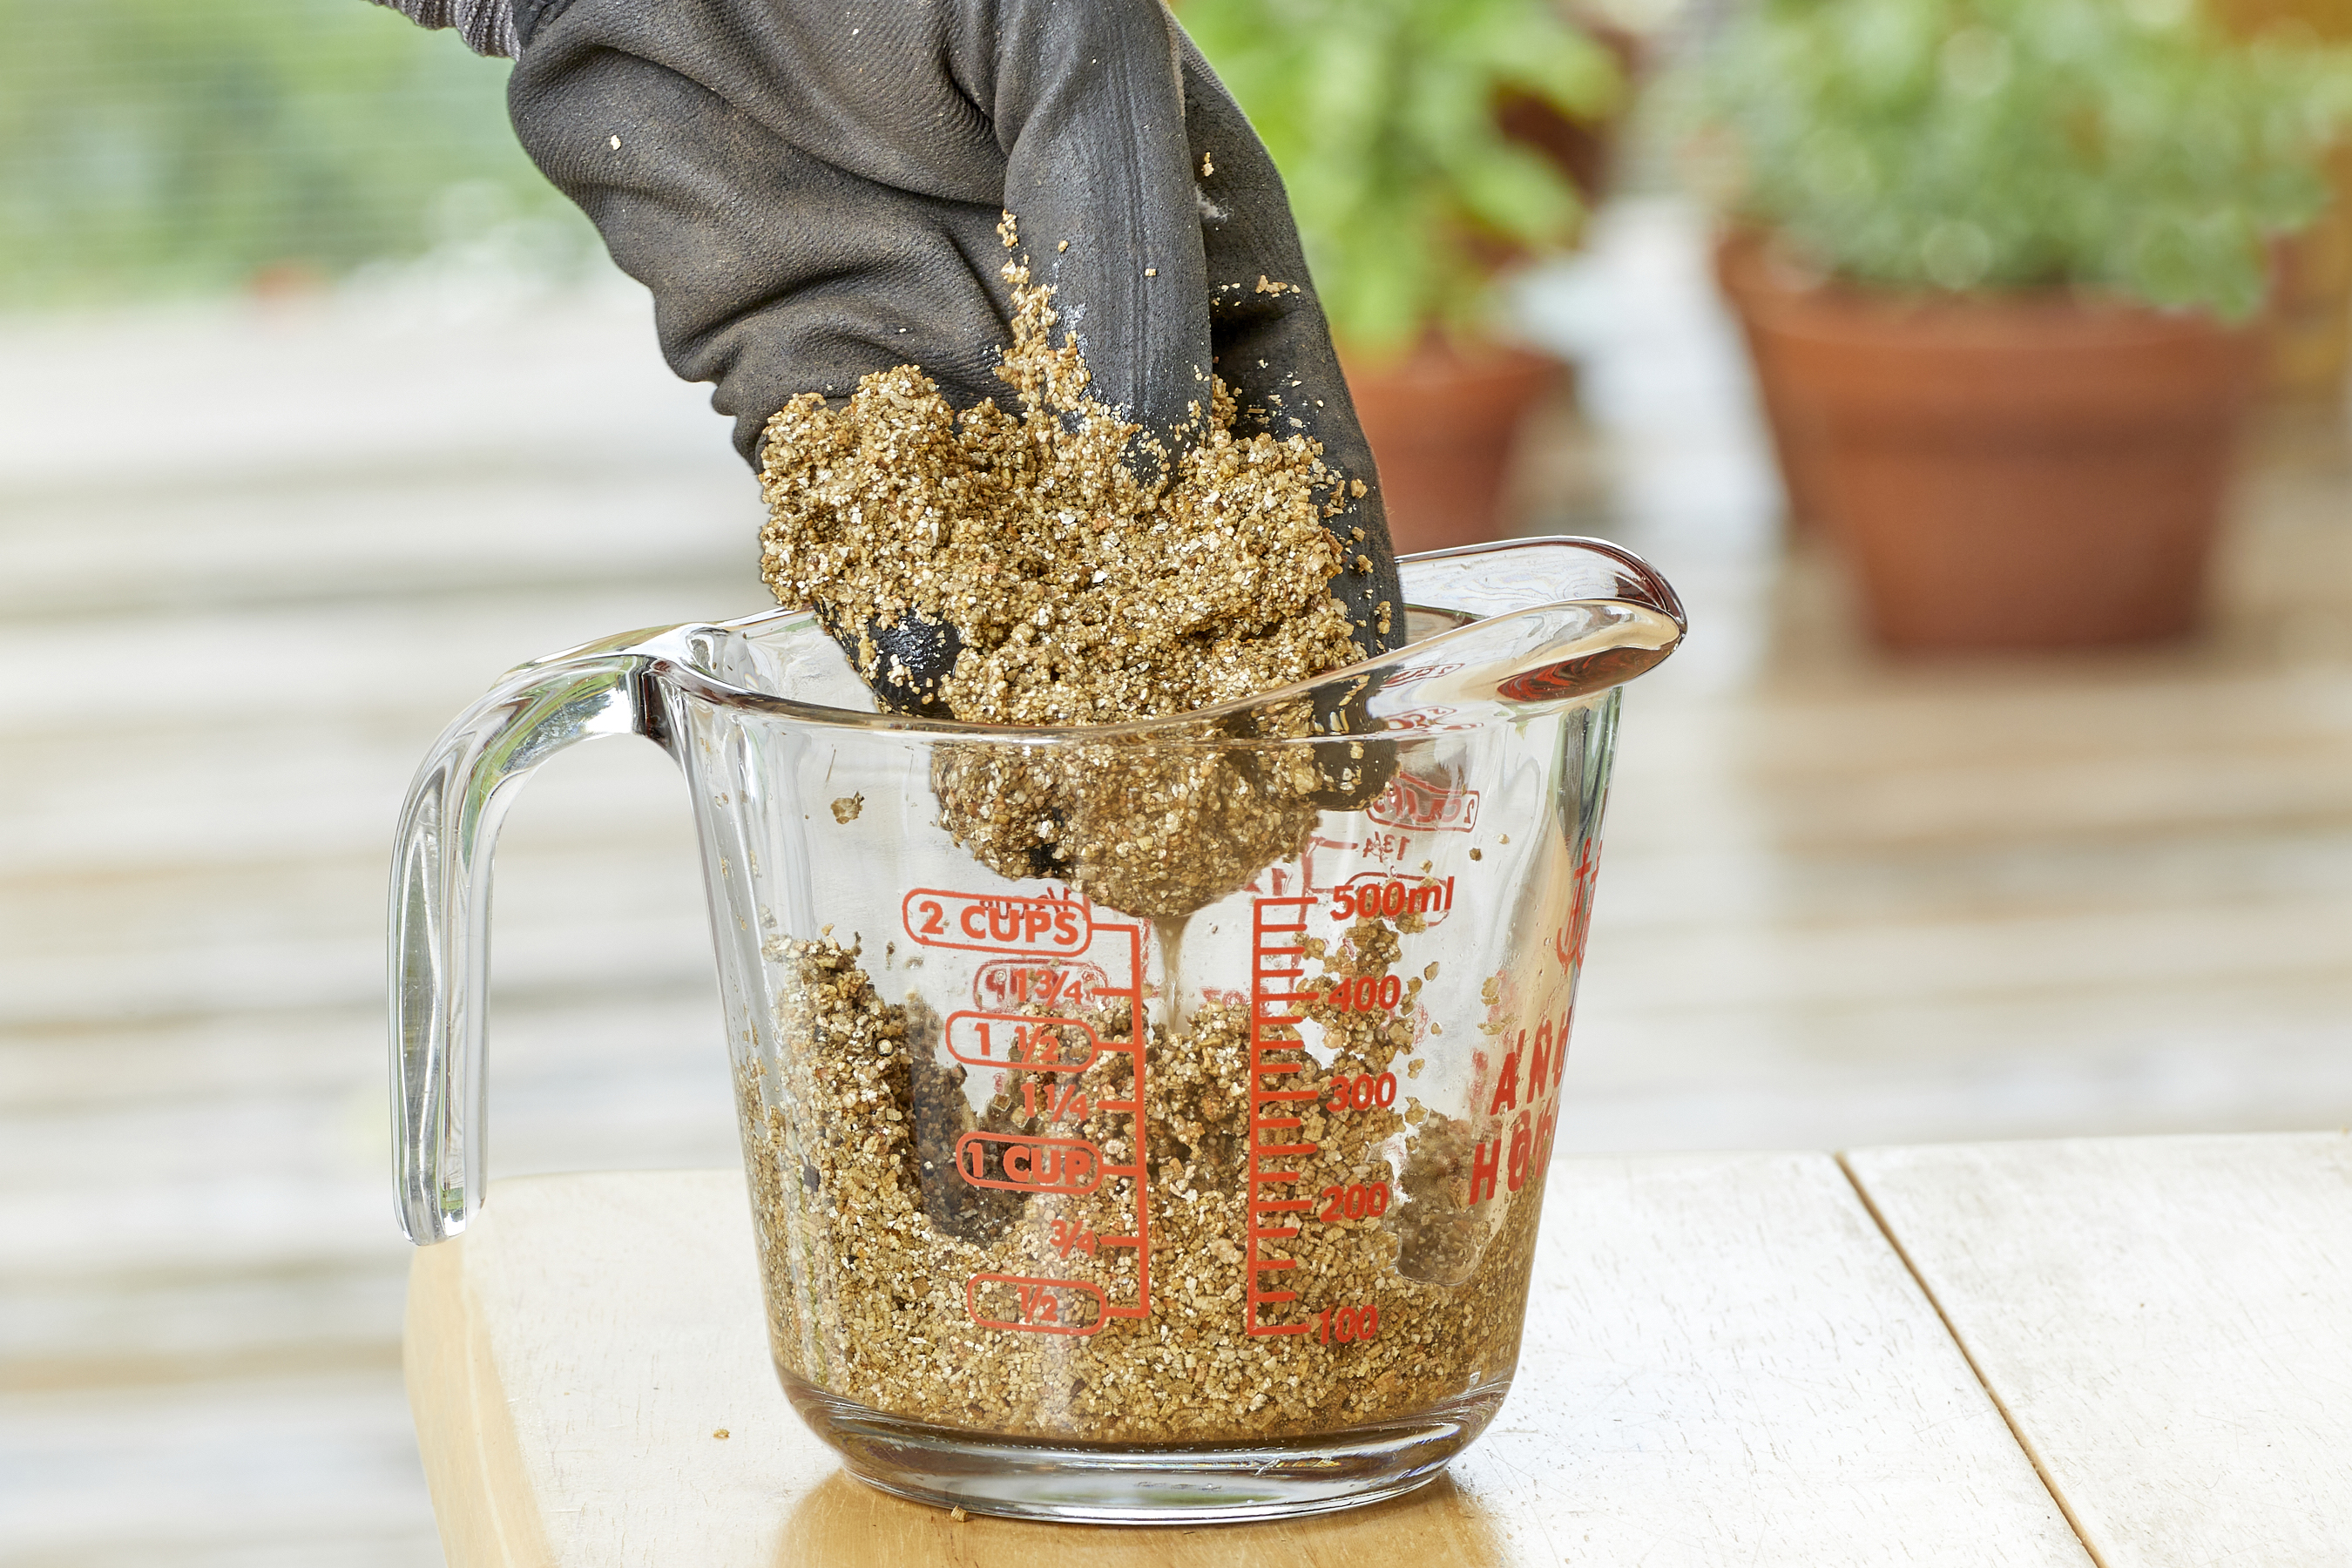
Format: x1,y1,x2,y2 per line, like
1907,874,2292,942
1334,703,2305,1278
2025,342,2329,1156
392,537,1683,1523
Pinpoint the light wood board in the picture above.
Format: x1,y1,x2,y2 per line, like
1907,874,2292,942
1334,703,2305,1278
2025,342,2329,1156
1845,1132,2352,1568
404,1160,2086,1567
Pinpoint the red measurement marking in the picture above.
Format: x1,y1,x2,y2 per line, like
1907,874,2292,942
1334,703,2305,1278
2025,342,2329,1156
1246,894,1319,1337
950,918,1153,1336
1318,1182,1392,1221
1321,975,1406,1014
1552,836,1602,975
973,958,1110,1011
1329,874,1454,926
1368,771,1480,834
1325,1071,1399,1111
1020,1080,1092,1125
956,1131,1102,1194
967,1274,1107,1336
1049,1217,1098,1257
902,889,1091,955
943,1010,1099,1071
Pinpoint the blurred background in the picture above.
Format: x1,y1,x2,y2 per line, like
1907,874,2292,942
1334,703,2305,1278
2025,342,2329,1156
2,0,2347,1561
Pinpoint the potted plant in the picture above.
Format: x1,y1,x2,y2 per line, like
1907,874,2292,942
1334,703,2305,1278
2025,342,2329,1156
1183,0,1626,552
1694,0,2351,648
2215,0,2352,400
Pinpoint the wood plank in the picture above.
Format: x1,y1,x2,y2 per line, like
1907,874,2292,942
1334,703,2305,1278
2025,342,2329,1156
1605,687,2352,855
1843,1132,2352,1568
407,1162,2088,1567
0,287,728,494
1554,986,2352,1158
0,590,766,748
0,1369,441,1568
0,463,760,620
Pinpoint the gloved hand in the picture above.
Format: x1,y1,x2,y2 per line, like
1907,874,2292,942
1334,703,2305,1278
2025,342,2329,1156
487,0,1404,705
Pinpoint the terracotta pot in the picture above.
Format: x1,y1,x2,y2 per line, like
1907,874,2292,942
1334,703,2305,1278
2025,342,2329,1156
2263,143,2352,401
1717,233,2261,650
1494,17,1646,209
2215,3,2352,400
1342,341,1561,555
1714,233,1840,534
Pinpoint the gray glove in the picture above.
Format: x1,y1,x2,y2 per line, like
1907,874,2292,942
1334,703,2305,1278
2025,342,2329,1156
383,0,1404,699
366,0,519,57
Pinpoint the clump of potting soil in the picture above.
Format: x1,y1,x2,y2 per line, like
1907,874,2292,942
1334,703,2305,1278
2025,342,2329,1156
756,213,1379,727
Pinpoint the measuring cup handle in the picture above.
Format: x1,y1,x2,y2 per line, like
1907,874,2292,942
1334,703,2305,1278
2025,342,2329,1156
389,638,672,1242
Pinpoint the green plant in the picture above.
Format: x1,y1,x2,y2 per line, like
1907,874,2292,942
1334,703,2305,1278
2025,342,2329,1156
1183,0,1623,355
1695,0,2352,318
0,0,584,307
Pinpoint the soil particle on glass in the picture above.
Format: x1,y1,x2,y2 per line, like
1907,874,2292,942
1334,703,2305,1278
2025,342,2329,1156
830,794,864,824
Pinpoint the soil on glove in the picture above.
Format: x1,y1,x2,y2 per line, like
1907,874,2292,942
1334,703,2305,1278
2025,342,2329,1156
757,213,1382,727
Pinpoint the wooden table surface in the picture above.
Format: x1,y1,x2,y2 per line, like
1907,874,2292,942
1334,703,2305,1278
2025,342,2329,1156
402,1132,2352,1567
1847,1134,2352,1568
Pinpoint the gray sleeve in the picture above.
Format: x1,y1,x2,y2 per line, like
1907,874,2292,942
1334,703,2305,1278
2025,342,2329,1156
366,0,520,58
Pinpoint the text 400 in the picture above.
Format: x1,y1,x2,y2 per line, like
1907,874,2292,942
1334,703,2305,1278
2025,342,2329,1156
1316,1303,1381,1344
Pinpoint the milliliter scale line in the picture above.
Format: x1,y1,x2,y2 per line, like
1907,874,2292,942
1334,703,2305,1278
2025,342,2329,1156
1246,892,1321,1336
